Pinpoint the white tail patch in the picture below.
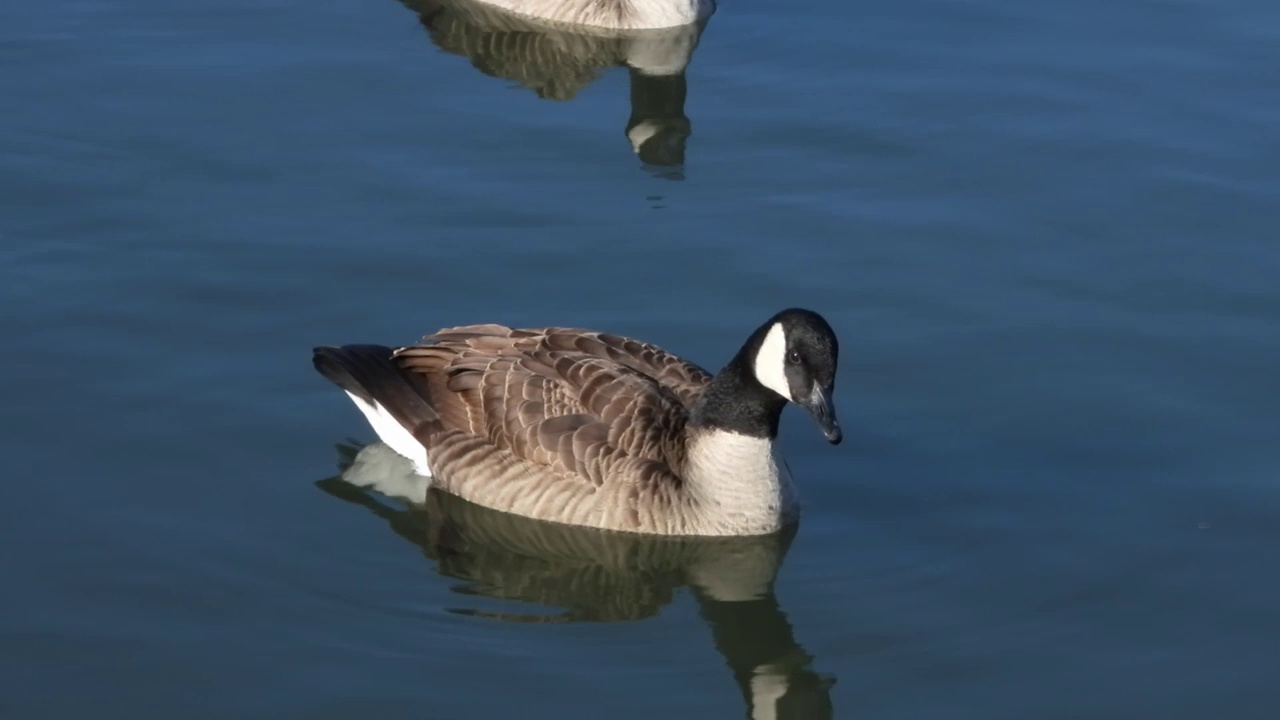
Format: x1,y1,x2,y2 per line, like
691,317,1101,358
752,322,792,402
343,391,432,477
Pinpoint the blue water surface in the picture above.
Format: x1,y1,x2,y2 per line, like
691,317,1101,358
3,0,1278,717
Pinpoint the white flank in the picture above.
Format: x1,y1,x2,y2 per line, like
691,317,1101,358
342,391,432,477
685,429,795,535
752,322,793,402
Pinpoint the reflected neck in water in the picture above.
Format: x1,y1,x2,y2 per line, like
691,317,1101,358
315,441,834,718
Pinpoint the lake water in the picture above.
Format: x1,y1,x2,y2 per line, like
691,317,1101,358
3,0,1278,717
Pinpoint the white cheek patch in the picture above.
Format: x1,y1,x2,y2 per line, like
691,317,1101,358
752,322,793,402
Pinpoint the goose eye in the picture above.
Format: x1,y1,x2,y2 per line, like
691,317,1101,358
786,350,801,365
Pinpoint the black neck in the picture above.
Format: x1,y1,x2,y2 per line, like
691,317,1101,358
691,354,786,439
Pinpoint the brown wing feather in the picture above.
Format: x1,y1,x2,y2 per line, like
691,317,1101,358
418,324,712,407
392,324,701,508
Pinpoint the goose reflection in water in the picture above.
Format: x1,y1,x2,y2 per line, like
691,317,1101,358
317,441,836,719
397,0,705,179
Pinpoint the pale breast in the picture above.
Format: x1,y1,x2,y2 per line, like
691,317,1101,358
681,430,797,536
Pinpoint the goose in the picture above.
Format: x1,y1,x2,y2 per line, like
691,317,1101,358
311,308,842,537
419,0,715,31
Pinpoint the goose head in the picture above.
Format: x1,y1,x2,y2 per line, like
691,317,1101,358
748,308,842,445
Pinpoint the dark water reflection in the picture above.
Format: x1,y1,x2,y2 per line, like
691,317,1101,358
318,441,834,719
398,0,702,178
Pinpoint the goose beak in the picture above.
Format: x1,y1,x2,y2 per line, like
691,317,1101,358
803,386,842,445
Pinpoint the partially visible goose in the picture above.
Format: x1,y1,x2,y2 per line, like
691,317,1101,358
403,0,706,173
432,0,715,30
312,308,842,536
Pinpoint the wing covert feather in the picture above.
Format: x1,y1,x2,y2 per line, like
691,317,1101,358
391,323,702,499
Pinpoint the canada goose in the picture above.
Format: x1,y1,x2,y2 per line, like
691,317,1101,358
402,0,705,174
410,0,715,31
312,308,842,537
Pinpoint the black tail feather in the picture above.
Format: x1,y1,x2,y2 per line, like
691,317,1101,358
312,344,440,429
